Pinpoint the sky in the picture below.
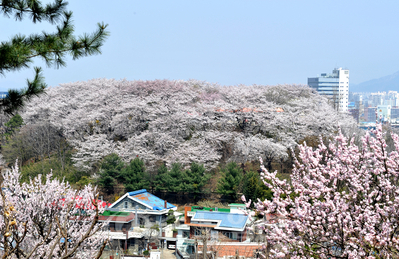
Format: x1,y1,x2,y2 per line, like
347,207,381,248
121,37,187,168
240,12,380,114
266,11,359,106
2,0,399,91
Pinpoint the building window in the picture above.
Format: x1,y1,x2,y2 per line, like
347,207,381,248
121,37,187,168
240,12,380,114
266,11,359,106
223,232,238,240
124,201,128,209
103,225,110,231
194,229,202,236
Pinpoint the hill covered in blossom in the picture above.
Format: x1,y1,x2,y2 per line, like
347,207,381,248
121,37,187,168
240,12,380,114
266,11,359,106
21,79,357,170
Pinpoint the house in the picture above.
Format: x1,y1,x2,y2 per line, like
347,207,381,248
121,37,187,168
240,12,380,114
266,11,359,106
109,189,177,227
102,189,177,254
175,205,251,258
99,210,137,251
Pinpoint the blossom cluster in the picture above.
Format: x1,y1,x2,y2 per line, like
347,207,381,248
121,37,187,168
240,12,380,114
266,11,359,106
0,163,107,258
246,124,399,258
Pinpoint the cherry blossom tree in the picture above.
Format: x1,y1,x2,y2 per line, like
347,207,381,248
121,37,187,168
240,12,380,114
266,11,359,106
245,123,399,258
20,79,357,170
0,163,107,258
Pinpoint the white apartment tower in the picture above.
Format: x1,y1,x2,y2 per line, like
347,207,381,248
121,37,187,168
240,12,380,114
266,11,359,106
308,68,349,113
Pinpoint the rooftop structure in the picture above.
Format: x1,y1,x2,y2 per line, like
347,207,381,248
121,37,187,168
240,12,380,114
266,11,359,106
110,189,176,213
191,211,248,231
191,206,230,213
98,210,135,223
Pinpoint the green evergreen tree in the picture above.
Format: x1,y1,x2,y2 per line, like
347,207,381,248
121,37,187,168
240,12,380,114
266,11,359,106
216,162,243,201
154,163,184,193
242,171,258,203
166,209,176,225
0,0,109,115
3,114,24,138
154,162,211,195
256,180,273,201
182,162,211,194
120,157,150,192
154,163,168,192
165,163,184,193
242,171,273,206
97,153,124,195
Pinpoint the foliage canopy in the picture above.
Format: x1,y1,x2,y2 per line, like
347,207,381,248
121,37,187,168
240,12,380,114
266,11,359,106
120,157,150,192
217,162,243,200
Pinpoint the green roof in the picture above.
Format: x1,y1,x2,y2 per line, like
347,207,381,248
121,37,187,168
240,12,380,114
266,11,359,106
228,203,246,207
101,210,131,217
191,206,230,213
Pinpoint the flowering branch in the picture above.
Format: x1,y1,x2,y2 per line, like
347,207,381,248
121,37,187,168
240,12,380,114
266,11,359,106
244,124,399,258
0,162,107,258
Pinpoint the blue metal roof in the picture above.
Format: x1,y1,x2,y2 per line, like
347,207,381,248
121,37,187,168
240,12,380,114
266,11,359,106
192,211,248,229
129,189,176,210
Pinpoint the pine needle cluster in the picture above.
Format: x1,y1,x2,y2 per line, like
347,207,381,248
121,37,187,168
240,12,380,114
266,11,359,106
0,0,109,115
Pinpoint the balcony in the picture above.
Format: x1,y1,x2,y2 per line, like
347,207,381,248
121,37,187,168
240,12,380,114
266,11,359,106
104,231,127,240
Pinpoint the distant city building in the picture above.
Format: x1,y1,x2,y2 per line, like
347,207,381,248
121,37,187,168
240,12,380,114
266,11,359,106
392,108,399,119
370,92,384,107
349,109,359,123
354,94,362,103
0,92,8,99
383,99,396,106
363,91,399,107
349,92,362,104
367,107,377,122
308,68,349,113
387,91,399,106
351,91,398,124
377,105,391,122
387,91,398,96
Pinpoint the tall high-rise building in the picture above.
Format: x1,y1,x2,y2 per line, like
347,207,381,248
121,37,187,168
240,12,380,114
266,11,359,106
308,68,349,113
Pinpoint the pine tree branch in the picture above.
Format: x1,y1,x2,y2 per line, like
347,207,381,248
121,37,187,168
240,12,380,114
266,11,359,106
0,0,109,115
0,67,46,115
0,0,67,24
0,12,108,74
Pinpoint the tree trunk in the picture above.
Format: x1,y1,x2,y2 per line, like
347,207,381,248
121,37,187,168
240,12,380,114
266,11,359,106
195,240,198,259
202,237,207,259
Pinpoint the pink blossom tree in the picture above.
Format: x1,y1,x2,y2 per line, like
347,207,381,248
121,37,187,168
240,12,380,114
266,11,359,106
247,124,399,258
0,163,107,258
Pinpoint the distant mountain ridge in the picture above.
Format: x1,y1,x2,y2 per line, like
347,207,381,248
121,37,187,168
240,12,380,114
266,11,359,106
351,70,399,93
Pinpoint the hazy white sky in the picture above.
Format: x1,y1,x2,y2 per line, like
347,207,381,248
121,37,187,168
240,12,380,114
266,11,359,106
2,0,399,91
